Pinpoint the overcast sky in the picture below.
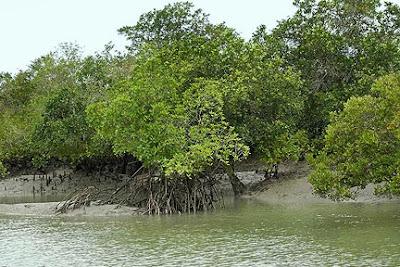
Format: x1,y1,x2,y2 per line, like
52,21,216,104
1,0,399,74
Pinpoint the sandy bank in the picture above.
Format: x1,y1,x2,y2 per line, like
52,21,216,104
243,161,400,204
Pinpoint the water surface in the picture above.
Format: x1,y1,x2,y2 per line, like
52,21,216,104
1,200,399,266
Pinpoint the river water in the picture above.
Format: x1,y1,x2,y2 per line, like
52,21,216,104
1,199,399,267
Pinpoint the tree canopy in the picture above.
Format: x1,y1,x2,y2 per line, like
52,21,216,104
309,72,400,198
258,0,400,139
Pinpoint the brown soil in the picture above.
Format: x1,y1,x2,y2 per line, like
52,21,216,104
1,160,399,216
0,168,138,216
0,168,127,198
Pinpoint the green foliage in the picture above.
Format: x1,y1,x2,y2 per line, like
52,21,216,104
262,0,400,138
164,79,249,176
0,43,124,169
112,2,251,176
0,71,41,161
115,1,308,174
87,56,249,178
118,2,210,52
309,73,400,198
31,87,89,164
0,111,35,161
0,161,7,179
224,44,306,164
119,1,246,83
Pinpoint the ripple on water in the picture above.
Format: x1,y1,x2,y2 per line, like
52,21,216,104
0,201,400,266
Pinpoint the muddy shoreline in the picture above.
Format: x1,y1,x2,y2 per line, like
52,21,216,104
1,161,398,216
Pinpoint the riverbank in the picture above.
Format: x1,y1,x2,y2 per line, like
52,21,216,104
243,161,400,204
0,167,141,216
1,161,399,216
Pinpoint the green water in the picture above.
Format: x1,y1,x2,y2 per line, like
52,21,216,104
1,200,399,266
0,194,66,204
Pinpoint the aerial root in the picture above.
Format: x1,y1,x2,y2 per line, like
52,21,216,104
55,172,223,215
55,186,100,214
138,175,223,215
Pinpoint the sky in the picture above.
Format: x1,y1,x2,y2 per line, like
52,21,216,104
1,0,399,74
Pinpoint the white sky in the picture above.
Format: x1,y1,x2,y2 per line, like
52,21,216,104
0,0,399,74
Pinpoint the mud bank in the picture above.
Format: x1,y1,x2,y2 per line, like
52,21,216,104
0,167,139,216
0,168,125,198
1,161,399,216
243,161,400,204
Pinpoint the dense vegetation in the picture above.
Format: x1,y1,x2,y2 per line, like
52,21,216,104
309,73,400,198
1,0,400,212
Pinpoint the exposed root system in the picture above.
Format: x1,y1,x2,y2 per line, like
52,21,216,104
56,170,223,215
55,186,100,214
137,175,223,215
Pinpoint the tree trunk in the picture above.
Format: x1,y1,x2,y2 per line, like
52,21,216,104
225,164,245,196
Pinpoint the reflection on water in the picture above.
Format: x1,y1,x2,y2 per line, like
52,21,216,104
1,200,400,266
0,194,66,204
